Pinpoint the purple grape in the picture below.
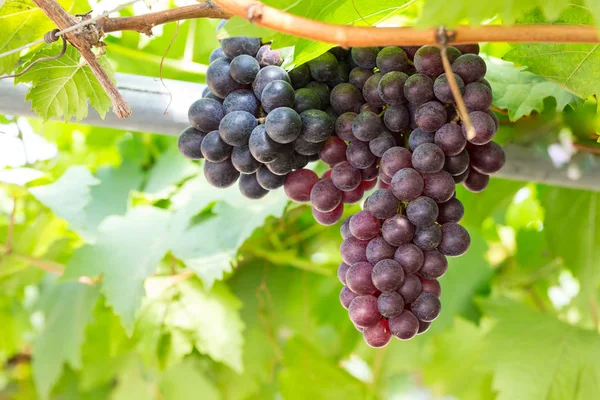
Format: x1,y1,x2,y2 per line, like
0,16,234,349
382,214,415,246
379,169,393,185
376,46,409,74
419,277,441,297
377,292,405,318
455,44,480,55
312,203,344,226
349,210,380,240
299,109,334,143
349,67,374,90
364,189,399,219
252,66,291,100
463,82,493,112
284,169,319,202
404,74,434,105
369,132,397,157
412,143,445,174
444,150,470,176
422,171,455,203
418,320,431,334
223,89,260,116
307,52,339,82
230,55,260,84
366,236,396,264
294,88,321,113
188,98,225,132
486,109,499,129
221,36,260,58
418,250,448,279
406,196,439,227
289,64,311,89
340,286,358,309
397,274,422,303
201,130,232,162
437,198,464,224
331,161,362,191
438,223,471,256
391,168,424,201
249,125,282,163
349,295,381,328
335,112,357,141
239,173,269,199
346,262,378,295
330,83,364,114
433,73,465,104
257,165,286,190
363,319,392,348
383,105,410,132
306,82,331,110
389,310,419,340
434,123,466,156
372,259,405,292
204,159,240,188
378,71,409,105
381,147,412,177
465,111,497,145
361,164,378,181
310,178,342,212
414,46,444,77
351,47,379,69
320,136,347,166
294,137,322,156
410,292,441,322
453,168,470,184
413,224,442,251
342,186,365,204
340,217,352,239
452,54,487,84
178,127,206,160
352,111,382,141
347,140,376,169
415,101,447,133
393,243,424,275
340,237,369,265
256,44,283,67
231,145,261,174
464,167,489,192
363,73,387,109
408,128,435,151
468,141,506,174
206,58,247,99
261,80,295,113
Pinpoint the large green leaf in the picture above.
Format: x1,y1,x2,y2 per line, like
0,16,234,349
159,358,220,400
485,56,581,120
481,299,600,400
32,281,99,400
15,44,114,121
504,7,600,99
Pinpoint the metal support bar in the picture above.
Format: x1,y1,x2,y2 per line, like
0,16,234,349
1,73,598,191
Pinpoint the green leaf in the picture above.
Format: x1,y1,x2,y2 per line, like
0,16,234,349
169,177,289,289
32,281,99,400
62,207,171,332
539,186,600,299
481,299,600,400
30,166,100,228
485,56,581,120
504,7,600,99
14,44,114,121
159,358,220,400
110,356,155,400
143,144,200,197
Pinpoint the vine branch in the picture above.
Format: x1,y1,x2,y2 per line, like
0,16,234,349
212,0,600,46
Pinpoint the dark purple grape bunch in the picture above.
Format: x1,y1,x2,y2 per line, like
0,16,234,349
177,24,353,199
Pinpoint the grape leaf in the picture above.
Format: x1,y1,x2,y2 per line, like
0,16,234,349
159,358,220,400
32,281,99,400
30,166,100,229
504,7,600,99
539,186,600,300
485,56,582,121
481,299,600,400
111,356,155,400
14,44,114,121
61,207,172,332
143,144,200,197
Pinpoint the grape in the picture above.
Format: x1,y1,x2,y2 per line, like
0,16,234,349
406,196,439,227
340,286,358,309
332,161,362,191
256,165,286,189
363,319,392,348
291,152,309,170
337,263,350,285
415,101,447,133
393,243,423,275
369,132,396,157
320,136,348,166
383,104,410,132
348,295,380,327
464,167,489,192
365,189,398,219
239,173,269,199
366,236,396,264
330,83,364,114
419,277,441,297
307,153,321,162
230,54,260,84
340,236,369,264
256,44,283,67
378,71,408,105
486,109,499,130
310,178,342,212
410,292,441,322
335,112,357,141
206,58,246,99
401,46,420,60
306,82,331,109
346,140,376,169
340,217,352,239
377,291,405,318
376,46,409,74
418,250,448,279
204,159,240,188
433,73,465,104
249,125,282,163
438,223,471,256
391,168,424,202
231,145,261,173
300,109,334,143
464,111,497,145
308,52,339,82
209,47,226,63
412,143,445,174
252,66,291,100
414,46,445,77
223,89,260,115
444,150,470,176
346,262,377,295
389,310,419,340
446,106,458,123
434,123,466,156
437,197,464,224
381,147,412,177
422,170,455,203
327,62,351,87
361,164,378,181
294,88,321,113
404,74,434,105
408,128,435,151
289,64,312,89
201,130,232,162
453,168,470,184
284,169,319,202
294,137,323,156
322,170,332,180
379,169,392,185
220,36,261,58
351,47,379,69
463,82,493,112
349,210,380,240
261,80,295,113
418,320,431,334
342,185,365,204
188,98,224,132
455,44,480,55
382,214,415,246
468,141,506,174
361,178,378,191
413,224,442,251
178,127,206,160
325,107,338,121
218,111,257,146
267,150,294,176
363,73,387,109
349,67,374,90
452,54,487,84
265,107,302,144
313,203,344,226
372,259,405,292
352,111,382,141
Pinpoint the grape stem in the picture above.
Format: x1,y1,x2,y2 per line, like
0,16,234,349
212,0,600,46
